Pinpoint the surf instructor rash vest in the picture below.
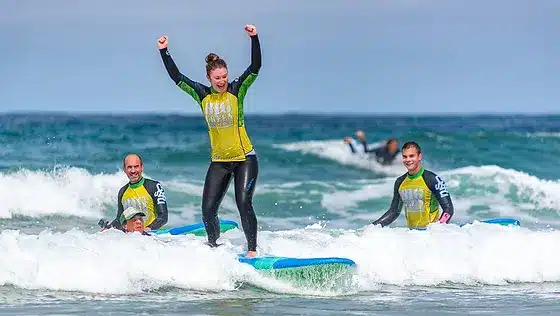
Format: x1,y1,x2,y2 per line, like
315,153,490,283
391,167,453,228
116,177,169,230
159,35,262,162
178,75,257,162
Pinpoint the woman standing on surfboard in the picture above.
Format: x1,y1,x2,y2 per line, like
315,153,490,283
157,25,261,257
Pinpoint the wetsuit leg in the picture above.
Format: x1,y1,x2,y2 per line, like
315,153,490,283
233,155,259,251
201,162,233,247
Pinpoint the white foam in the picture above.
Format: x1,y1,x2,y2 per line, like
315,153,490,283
441,165,560,212
0,228,351,296
275,140,405,176
320,178,394,213
526,132,560,138
2,223,560,296
0,228,245,294
0,167,125,219
258,223,560,288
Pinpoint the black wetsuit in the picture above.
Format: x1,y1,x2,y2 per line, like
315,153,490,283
109,177,169,230
372,167,454,229
159,34,262,252
348,139,400,165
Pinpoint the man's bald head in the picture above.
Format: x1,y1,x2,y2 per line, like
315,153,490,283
123,154,144,184
123,154,143,169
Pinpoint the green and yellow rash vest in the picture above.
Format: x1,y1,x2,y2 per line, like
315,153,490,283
373,167,454,229
159,35,262,162
110,177,169,230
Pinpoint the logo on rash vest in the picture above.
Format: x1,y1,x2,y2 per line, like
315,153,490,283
205,102,234,128
434,176,449,198
400,188,424,213
154,183,167,205
123,196,149,213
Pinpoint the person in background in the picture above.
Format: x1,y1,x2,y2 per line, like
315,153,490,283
344,130,400,165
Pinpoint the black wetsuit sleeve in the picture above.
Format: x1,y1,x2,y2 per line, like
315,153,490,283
422,170,454,222
247,35,262,75
144,179,169,230
159,47,209,104
230,35,262,94
359,139,375,153
109,186,127,230
347,142,357,153
372,174,406,226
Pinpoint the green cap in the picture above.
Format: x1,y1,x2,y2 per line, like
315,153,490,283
119,206,146,225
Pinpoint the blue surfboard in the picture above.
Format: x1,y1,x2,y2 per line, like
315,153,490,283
152,219,239,236
459,217,520,227
237,255,357,285
409,217,520,231
238,256,356,270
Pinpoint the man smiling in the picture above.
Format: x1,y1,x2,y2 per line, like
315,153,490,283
108,154,169,231
372,142,454,229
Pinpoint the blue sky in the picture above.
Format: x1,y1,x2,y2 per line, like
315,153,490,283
1,0,558,114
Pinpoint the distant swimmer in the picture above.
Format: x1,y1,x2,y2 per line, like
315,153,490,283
158,24,262,257
344,130,400,165
372,141,454,229
106,154,169,231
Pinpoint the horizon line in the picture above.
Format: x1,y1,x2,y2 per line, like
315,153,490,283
1,110,559,117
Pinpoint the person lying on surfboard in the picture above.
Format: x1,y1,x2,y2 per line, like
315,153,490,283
157,24,261,258
344,130,400,165
99,206,152,235
372,141,455,229
104,154,169,232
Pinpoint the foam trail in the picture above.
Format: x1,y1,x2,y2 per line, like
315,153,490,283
275,140,405,176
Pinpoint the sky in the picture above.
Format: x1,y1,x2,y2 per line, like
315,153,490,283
1,0,559,114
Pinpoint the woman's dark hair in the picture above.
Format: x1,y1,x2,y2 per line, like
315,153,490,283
205,53,228,76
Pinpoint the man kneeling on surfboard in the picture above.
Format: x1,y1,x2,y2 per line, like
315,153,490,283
372,141,454,229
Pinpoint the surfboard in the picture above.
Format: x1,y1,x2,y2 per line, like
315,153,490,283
152,219,239,236
459,217,520,227
409,217,520,231
238,255,356,285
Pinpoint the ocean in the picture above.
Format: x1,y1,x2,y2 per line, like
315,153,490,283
1,113,559,315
